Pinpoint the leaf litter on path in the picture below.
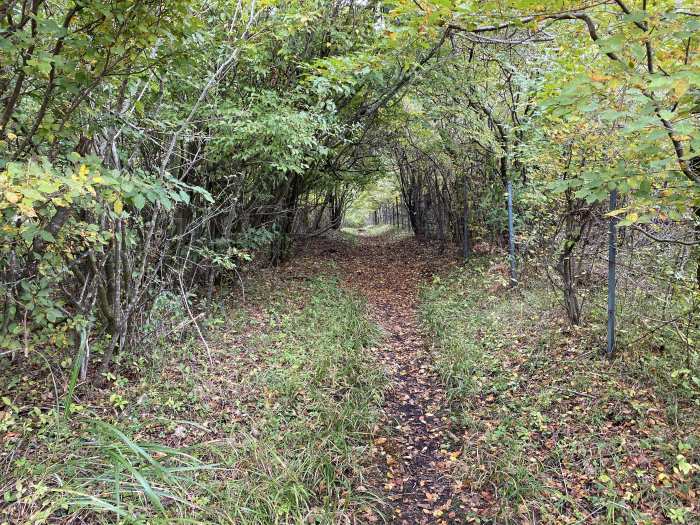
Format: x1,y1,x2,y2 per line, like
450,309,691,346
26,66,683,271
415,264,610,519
301,233,463,524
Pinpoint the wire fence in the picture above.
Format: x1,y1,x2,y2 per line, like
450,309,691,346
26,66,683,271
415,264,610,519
366,186,699,362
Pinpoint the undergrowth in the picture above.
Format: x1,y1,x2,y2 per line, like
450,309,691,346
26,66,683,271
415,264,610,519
420,257,700,525
2,276,385,524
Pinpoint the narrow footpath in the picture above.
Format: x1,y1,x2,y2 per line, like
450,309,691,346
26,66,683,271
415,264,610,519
324,233,463,523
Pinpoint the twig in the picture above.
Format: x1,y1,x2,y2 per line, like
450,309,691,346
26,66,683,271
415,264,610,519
160,312,205,340
552,386,596,399
177,272,213,366
630,225,699,246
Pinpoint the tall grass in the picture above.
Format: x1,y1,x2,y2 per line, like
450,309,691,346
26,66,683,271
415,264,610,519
4,418,218,524
3,277,385,524
215,277,386,523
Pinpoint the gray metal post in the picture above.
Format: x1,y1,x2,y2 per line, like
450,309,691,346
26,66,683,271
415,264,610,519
463,180,471,260
507,181,517,286
607,189,618,357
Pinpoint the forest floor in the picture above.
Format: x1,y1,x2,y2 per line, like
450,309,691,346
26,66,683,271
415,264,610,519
314,230,462,523
302,229,699,525
3,228,699,525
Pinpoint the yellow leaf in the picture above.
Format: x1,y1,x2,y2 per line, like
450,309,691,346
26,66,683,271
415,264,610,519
590,73,611,82
79,164,89,177
18,203,37,218
5,191,20,204
607,208,628,217
6,132,17,140
626,212,639,223
114,199,123,215
672,78,689,98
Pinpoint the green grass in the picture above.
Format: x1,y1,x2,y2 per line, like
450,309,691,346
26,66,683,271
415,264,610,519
212,277,386,524
419,257,700,525
341,224,408,239
2,276,386,524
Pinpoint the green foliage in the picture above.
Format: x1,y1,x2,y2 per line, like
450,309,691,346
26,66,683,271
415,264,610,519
0,157,207,354
535,5,700,222
2,0,700,521
210,91,337,177
345,177,399,226
1,0,410,377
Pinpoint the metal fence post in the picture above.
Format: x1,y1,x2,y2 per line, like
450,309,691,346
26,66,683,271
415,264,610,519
607,189,618,357
463,179,471,260
507,181,517,286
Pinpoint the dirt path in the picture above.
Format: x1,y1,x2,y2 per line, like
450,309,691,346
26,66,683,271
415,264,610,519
317,233,463,523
